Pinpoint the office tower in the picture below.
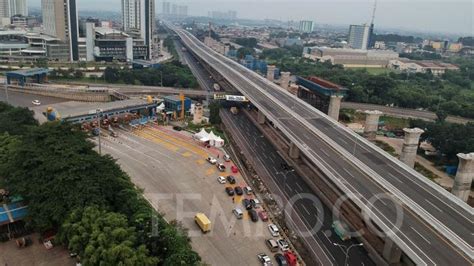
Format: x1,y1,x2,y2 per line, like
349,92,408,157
140,0,154,60
0,0,27,18
177,5,187,17
42,0,79,61
171,3,177,16
122,0,141,32
298,20,314,33
162,1,170,15
348,24,370,50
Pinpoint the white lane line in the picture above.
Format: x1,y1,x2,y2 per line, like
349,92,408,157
337,137,348,145
321,149,330,157
285,183,292,192
343,168,354,178
425,199,443,213
301,204,311,216
411,226,432,244
295,182,303,192
388,173,402,183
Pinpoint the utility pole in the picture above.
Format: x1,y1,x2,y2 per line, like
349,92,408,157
96,108,102,155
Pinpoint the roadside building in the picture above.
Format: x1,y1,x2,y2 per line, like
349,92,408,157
298,20,314,33
348,24,370,50
388,59,459,76
303,46,399,68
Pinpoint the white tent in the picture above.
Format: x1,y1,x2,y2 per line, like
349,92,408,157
214,136,225,148
194,128,210,142
156,103,165,112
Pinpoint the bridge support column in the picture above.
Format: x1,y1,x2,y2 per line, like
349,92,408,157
399,128,424,168
289,142,300,159
363,110,383,141
327,95,343,121
382,238,402,264
452,153,474,202
267,65,276,81
280,72,291,89
257,111,266,124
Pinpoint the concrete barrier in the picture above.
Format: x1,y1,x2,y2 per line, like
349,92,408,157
7,86,111,102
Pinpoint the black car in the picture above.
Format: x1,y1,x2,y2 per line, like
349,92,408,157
274,253,288,266
227,175,236,184
225,187,235,196
234,186,243,196
248,209,258,222
242,198,252,210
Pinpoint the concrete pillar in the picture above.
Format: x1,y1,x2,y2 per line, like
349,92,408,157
289,142,300,159
382,238,402,264
327,95,343,121
280,72,291,89
399,128,424,168
452,153,474,202
267,65,276,81
257,111,266,124
363,110,383,141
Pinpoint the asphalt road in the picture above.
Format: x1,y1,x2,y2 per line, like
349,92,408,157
172,27,472,265
222,109,374,266
0,88,66,108
341,101,473,124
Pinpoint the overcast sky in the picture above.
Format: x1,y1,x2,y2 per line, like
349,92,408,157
29,0,473,35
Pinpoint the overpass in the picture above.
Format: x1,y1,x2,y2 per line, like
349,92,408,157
168,24,473,265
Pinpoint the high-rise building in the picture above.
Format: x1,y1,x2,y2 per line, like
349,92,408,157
298,20,314,33
0,0,27,18
347,24,370,50
41,0,79,61
171,3,177,16
177,5,187,17
140,0,154,60
122,0,141,32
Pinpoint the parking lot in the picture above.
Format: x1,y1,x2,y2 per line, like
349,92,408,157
96,125,293,265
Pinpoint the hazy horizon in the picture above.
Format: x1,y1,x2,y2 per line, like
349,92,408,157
28,0,473,35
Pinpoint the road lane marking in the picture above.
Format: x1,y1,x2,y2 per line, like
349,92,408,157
425,199,443,213
295,182,303,192
411,226,432,244
301,204,311,216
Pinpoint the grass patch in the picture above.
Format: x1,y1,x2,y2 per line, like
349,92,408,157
380,115,410,130
414,162,438,180
374,140,397,156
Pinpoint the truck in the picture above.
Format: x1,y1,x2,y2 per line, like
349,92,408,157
332,220,351,241
194,213,211,233
213,83,221,91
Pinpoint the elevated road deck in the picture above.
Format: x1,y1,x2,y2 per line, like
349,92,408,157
170,25,473,265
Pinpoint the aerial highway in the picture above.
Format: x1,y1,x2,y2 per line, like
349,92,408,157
168,24,473,265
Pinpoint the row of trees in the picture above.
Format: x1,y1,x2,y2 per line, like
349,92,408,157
0,102,200,265
409,119,474,164
103,60,198,88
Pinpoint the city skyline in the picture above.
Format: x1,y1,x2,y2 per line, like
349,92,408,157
27,0,473,35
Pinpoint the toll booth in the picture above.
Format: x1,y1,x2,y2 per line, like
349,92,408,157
6,68,49,86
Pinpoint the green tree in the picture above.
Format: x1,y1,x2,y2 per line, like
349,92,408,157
0,103,38,135
60,206,157,266
209,101,221,125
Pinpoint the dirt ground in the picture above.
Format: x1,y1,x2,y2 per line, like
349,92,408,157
0,233,75,266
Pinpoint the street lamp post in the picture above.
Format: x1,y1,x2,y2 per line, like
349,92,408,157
96,108,102,155
4,80,9,104
333,243,364,266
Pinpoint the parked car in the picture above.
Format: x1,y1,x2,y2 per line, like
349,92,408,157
227,175,236,184
257,253,272,266
284,251,297,266
207,157,217,164
248,209,258,222
244,186,253,195
223,154,231,162
225,187,235,196
172,126,182,131
277,239,289,252
231,165,239,173
274,253,288,266
266,239,279,252
258,211,269,222
242,198,252,210
233,208,243,219
234,186,243,196
217,176,226,184
268,224,280,237
250,198,261,208
216,163,226,172
32,100,41,106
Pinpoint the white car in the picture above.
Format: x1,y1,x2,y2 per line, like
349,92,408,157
32,100,41,106
268,224,280,237
207,157,217,164
277,238,289,252
217,176,226,184
257,253,272,266
244,186,253,195
223,154,231,162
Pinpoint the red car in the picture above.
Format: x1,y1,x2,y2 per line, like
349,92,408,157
284,251,297,266
231,165,238,173
258,211,269,222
